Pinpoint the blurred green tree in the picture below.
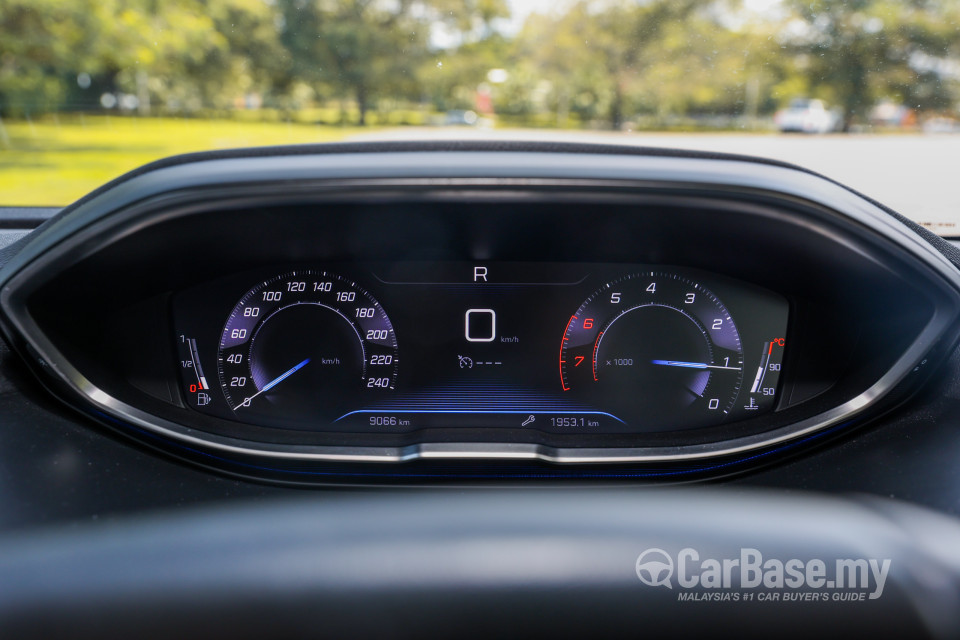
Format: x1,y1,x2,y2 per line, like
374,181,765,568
0,0,285,116
782,0,960,125
277,0,506,125
1,0,957,127
510,0,710,130
0,0,112,116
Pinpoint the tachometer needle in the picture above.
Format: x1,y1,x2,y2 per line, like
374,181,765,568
652,360,741,371
234,358,311,410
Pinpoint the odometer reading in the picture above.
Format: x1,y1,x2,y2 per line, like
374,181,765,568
560,272,744,431
218,270,398,429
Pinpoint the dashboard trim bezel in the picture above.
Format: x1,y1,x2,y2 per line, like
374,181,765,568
2,151,960,467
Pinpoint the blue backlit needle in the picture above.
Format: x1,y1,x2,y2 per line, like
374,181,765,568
234,358,311,410
652,360,740,371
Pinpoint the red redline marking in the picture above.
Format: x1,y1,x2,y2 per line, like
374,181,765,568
768,341,774,355
560,315,576,391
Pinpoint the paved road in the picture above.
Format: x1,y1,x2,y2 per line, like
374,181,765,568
347,128,960,234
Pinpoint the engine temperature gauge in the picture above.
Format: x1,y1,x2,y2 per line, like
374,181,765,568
744,338,785,411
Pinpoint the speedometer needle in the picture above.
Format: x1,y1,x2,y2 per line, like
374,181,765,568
652,360,741,371
234,358,311,410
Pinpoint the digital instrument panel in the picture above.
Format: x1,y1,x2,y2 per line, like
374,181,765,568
173,263,789,434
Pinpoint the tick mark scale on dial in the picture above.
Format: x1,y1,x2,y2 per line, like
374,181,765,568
652,360,741,371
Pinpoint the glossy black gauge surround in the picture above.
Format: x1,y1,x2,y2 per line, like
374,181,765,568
217,271,398,430
1,144,959,481
560,272,745,430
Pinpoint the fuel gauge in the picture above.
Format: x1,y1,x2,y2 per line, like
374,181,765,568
177,334,213,410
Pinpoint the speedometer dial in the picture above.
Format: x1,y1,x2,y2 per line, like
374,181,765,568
218,270,398,429
560,272,743,430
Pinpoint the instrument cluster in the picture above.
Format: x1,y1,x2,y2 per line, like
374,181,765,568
4,145,957,479
174,263,788,435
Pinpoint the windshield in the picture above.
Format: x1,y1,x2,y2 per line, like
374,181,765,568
1,0,958,233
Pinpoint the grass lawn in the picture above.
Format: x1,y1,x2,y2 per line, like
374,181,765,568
0,115,365,206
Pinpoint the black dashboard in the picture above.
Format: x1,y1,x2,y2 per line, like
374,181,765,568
2,144,958,480
4,143,960,637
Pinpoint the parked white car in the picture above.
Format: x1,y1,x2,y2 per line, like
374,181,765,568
774,99,843,133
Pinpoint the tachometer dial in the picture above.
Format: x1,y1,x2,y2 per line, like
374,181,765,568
218,271,398,429
560,272,743,430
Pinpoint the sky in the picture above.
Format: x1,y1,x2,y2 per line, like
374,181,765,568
500,0,571,33
503,0,784,32
430,0,785,49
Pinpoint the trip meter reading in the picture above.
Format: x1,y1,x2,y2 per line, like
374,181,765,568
217,270,398,429
561,272,745,430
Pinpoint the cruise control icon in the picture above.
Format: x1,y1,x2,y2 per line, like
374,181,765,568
636,548,674,588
